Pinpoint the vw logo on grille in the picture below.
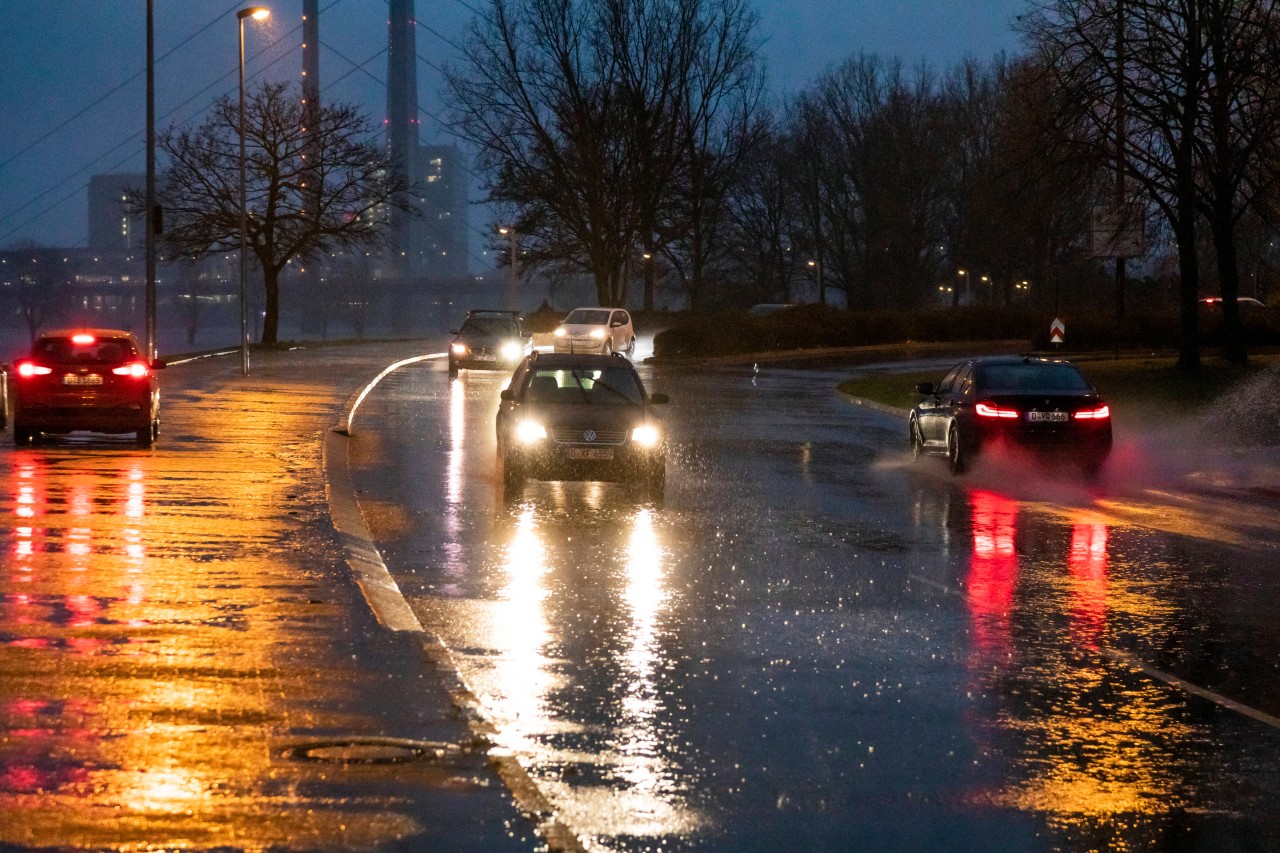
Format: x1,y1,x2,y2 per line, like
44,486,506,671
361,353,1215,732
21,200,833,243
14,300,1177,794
582,430,597,442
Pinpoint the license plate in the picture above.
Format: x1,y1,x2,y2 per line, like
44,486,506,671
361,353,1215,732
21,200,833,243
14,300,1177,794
63,374,103,386
1027,411,1067,423
473,353,496,361
564,447,614,460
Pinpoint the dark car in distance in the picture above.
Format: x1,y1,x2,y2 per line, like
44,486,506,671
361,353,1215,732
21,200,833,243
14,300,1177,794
496,351,668,498
448,310,531,378
908,356,1112,477
10,328,165,447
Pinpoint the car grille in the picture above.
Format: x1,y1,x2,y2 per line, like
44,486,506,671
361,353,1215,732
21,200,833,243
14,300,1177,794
552,427,627,445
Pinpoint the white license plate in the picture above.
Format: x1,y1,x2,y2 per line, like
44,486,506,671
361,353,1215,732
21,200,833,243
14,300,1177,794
564,447,614,461
63,374,104,386
1027,411,1068,423
473,353,496,361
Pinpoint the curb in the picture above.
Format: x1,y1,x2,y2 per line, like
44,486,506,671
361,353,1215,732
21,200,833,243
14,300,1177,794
323,358,588,853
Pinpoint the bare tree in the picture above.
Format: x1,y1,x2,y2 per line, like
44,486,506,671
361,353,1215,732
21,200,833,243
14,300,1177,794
154,82,412,344
445,0,762,307
4,242,67,346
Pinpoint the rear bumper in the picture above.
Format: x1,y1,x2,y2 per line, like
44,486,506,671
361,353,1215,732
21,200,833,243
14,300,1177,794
16,399,154,433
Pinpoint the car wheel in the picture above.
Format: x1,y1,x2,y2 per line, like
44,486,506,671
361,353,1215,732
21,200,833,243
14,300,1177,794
626,337,636,357
909,417,924,462
946,425,967,475
502,450,525,490
13,420,32,447
603,340,613,357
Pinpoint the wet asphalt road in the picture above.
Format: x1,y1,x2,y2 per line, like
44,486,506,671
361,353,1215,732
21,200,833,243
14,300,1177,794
349,355,1280,852
0,344,534,852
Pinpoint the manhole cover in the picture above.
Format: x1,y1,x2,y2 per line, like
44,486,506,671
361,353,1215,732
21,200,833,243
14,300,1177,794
281,737,459,765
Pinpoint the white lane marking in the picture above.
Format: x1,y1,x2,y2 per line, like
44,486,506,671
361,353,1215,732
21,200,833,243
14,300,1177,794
334,352,444,435
908,575,1280,731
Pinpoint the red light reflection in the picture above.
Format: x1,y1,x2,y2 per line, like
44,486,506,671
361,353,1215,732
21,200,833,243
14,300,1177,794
967,490,1019,663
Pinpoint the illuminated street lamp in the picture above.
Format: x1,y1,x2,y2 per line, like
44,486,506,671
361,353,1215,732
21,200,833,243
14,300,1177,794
237,6,270,376
498,226,517,310
808,258,824,306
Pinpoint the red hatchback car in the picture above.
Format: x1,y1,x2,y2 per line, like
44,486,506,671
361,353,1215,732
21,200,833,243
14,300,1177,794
10,329,165,447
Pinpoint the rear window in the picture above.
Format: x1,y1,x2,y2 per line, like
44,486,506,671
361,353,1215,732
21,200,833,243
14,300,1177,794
34,335,137,366
978,363,1093,392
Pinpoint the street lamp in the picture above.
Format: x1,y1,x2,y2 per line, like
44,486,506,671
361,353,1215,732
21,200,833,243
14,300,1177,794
498,226,517,310
808,258,824,306
237,6,270,376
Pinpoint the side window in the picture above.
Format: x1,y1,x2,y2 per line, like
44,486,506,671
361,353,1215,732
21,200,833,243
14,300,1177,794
508,362,529,397
617,310,630,327
956,366,974,399
936,366,962,396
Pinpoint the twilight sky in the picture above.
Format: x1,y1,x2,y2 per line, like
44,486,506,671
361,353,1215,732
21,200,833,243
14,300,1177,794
0,0,1025,253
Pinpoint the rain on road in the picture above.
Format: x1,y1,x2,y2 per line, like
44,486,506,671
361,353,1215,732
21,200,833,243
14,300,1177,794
348,356,1280,852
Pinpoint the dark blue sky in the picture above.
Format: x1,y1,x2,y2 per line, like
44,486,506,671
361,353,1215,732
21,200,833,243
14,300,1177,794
0,0,1024,250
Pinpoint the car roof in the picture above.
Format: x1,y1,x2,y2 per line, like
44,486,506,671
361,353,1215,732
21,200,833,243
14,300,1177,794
465,309,520,316
527,352,636,370
960,355,1078,368
39,328,139,340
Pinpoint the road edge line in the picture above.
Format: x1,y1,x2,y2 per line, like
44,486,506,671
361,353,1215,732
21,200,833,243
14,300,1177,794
322,361,588,853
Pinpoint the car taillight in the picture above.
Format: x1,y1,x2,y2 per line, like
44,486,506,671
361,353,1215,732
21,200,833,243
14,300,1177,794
975,402,1019,419
111,362,150,378
15,362,52,378
1074,404,1110,420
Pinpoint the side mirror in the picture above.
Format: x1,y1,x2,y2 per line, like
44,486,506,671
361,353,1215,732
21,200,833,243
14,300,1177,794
151,358,167,370
500,389,515,402
648,392,669,404
915,382,934,395
449,328,459,335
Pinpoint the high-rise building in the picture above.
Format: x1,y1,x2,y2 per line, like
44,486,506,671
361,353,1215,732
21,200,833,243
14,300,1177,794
412,144,469,281
386,0,420,276
88,174,145,251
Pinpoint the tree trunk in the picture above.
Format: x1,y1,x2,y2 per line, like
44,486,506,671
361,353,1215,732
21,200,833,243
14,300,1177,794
261,265,281,345
1209,184,1247,364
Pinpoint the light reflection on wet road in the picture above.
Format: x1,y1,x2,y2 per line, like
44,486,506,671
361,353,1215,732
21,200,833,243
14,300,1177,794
351,358,1280,852
0,346,530,851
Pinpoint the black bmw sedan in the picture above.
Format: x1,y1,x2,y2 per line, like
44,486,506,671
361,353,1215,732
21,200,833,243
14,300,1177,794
908,356,1112,476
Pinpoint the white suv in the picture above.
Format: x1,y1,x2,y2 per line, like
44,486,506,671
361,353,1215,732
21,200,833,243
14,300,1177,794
552,307,636,357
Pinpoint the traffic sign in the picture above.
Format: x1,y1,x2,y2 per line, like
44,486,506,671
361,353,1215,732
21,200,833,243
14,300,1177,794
1050,317,1065,345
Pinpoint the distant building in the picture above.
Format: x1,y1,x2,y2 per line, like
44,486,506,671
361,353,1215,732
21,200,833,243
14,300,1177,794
87,173,145,251
410,144,469,282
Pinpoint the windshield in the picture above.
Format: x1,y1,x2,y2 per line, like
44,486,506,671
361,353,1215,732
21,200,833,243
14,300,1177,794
563,309,611,326
460,317,519,336
525,367,645,404
978,363,1093,392
34,335,137,366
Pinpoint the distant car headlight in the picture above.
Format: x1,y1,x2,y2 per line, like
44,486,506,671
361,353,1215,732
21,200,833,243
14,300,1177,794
554,327,568,337
451,342,468,355
515,419,547,444
500,340,523,360
631,424,661,448
590,328,606,339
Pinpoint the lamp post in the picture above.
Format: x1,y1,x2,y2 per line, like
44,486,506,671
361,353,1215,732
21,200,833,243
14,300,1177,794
808,258,824,306
498,226,517,310
145,0,157,363
237,6,269,376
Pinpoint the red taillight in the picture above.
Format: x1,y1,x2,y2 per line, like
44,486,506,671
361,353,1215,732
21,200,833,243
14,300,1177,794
1074,404,1110,420
15,362,52,378
975,402,1019,419
111,362,150,378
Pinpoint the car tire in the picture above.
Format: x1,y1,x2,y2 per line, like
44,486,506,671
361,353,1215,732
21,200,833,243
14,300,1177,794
13,420,32,446
603,340,613,357
502,450,525,490
626,337,636,357
136,419,158,448
909,418,924,462
946,425,966,475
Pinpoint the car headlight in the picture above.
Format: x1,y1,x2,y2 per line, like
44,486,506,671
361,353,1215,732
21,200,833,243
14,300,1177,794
554,327,567,337
631,424,661,448
500,340,523,360
590,328,606,339
451,342,468,355
515,419,547,444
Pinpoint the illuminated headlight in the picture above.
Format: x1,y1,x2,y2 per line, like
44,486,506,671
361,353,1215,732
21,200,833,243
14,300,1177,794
515,420,547,444
451,342,468,355
631,424,661,448
590,328,606,339
554,327,567,337
500,340,523,360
